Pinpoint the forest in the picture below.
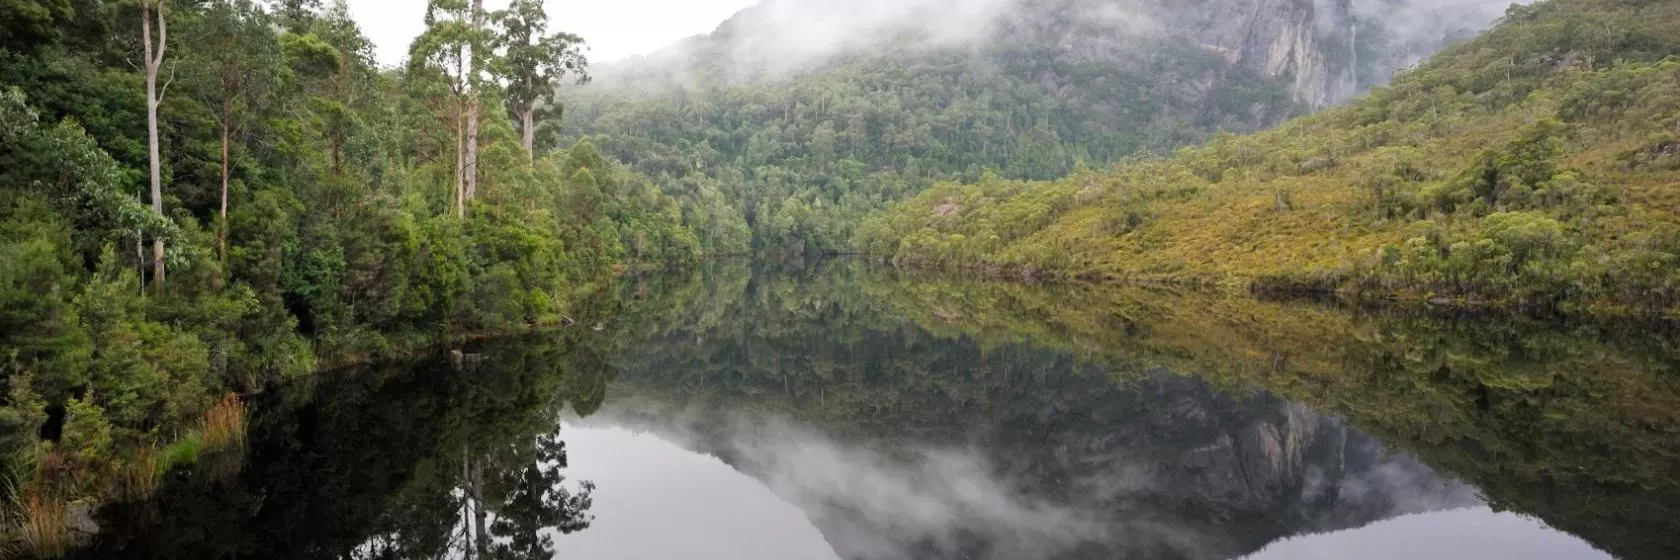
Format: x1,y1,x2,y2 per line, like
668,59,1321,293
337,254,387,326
0,0,701,551
857,0,1680,311
555,0,1308,255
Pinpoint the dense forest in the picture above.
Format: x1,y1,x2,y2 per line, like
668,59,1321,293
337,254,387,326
0,0,702,552
857,0,1680,311
554,0,1509,255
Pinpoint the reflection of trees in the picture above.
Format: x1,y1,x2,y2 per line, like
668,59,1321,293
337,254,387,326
845,263,1680,560
71,305,622,559
481,430,595,559
451,428,594,560
602,261,1473,560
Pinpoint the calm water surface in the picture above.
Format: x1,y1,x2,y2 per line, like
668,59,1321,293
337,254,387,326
72,261,1680,560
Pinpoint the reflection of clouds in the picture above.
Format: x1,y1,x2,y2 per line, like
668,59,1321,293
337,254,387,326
1333,456,1481,515
552,426,841,560
565,404,1588,560
577,408,1227,560
719,414,1118,560
1241,507,1610,560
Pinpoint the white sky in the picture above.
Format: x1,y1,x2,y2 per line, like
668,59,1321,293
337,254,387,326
344,0,759,68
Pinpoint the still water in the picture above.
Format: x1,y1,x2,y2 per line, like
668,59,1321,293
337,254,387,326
70,260,1680,559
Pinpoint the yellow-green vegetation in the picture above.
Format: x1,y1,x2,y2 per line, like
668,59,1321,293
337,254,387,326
857,0,1680,311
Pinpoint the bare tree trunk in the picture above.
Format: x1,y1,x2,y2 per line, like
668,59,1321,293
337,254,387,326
455,107,466,220
461,444,475,559
521,107,535,160
471,453,488,558
219,120,230,264
464,0,484,202
465,100,479,200
454,47,466,220
143,0,169,292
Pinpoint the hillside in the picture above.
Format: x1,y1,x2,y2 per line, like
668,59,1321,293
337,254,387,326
556,0,1511,255
857,0,1680,311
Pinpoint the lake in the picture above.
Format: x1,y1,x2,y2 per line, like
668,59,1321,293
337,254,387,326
67,260,1680,560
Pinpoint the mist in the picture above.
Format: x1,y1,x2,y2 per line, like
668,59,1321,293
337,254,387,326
600,0,1531,90
571,403,1487,560
1353,0,1526,44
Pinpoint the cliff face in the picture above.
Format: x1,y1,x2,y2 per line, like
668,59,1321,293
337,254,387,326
1114,0,1496,108
1180,0,1360,108
995,0,1480,112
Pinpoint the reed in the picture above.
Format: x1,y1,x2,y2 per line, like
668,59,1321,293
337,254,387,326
15,492,70,559
119,446,162,500
200,393,247,452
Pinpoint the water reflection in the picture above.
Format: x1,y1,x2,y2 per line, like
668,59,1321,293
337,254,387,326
68,321,617,559
1240,508,1610,560
589,368,1489,560
553,427,839,560
66,259,1680,560
592,260,1677,560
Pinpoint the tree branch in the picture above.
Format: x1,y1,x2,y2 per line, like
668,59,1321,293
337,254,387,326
154,0,168,66
159,63,178,103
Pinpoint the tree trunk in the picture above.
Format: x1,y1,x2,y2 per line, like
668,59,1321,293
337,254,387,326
219,120,230,264
471,453,488,558
465,100,479,201
143,0,168,292
454,46,466,219
461,444,475,559
455,107,466,220
464,0,484,202
521,107,535,160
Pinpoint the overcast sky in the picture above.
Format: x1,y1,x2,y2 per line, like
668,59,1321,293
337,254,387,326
344,0,758,68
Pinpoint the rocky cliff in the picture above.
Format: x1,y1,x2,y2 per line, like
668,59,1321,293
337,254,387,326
1167,0,1360,108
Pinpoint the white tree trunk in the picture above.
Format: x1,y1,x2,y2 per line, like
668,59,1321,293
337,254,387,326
143,0,168,291
464,0,484,202
522,107,536,160
455,107,466,220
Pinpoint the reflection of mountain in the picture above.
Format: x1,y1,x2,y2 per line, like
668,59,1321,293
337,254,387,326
846,262,1680,560
66,261,1677,559
600,262,1478,560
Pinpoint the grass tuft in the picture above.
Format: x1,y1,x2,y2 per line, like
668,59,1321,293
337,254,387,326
119,447,162,501
200,393,247,452
15,492,70,559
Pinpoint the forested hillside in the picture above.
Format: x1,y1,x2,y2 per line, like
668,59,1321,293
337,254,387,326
0,0,698,550
557,0,1510,254
859,0,1680,311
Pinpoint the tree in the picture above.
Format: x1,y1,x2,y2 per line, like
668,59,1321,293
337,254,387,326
494,0,590,159
194,0,283,263
464,0,486,202
410,0,492,217
140,0,171,291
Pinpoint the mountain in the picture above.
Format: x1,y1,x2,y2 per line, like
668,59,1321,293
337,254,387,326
556,0,1514,255
857,0,1680,311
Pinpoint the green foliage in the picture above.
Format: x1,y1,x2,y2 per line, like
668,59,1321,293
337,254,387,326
0,0,699,529
859,0,1680,311
559,12,1300,255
